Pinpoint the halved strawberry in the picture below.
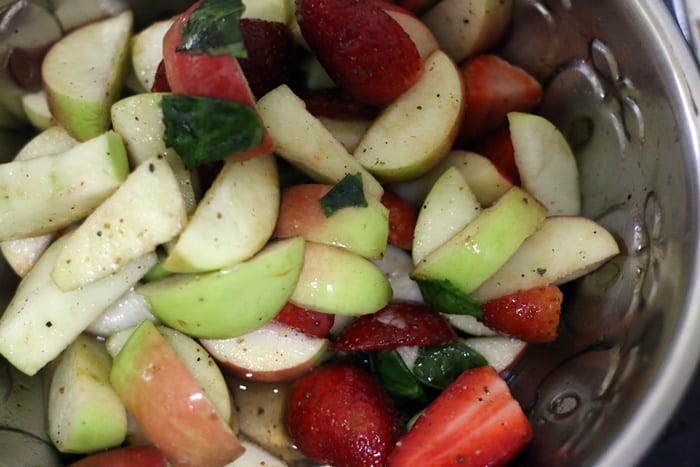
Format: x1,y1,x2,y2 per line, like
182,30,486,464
475,125,520,186
331,301,456,352
150,59,170,92
387,366,533,466
273,302,335,338
457,54,542,143
301,88,379,120
480,285,563,343
296,0,424,106
287,363,399,467
381,189,418,250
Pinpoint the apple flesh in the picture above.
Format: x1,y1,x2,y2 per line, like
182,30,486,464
86,289,156,337
372,244,424,303
444,314,498,337
317,117,372,153
110,320,244,466
461,336,527,373
130,19,174,92
381,2,440,59
21,90,53,130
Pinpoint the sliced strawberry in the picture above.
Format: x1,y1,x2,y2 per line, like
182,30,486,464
287,363,399,467
301,88,379,120
332,301,456,352
296,0,424,106
68,446,168,467
457,54,542,143
480,285,563,343
273,302,335,338
381,189,418,250
387,366,533,466
150,59,170,92
238,18,295,98
475,125,520,185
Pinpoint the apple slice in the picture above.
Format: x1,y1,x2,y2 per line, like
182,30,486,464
412,166,481,265
354,49,464,183
381,2,440,59
42,10,132,141
110,320,244,466
421,0,512,63
460,336,527,373
0,232,157,376
51,155,187,291
130,19,174,92
243,0,293,23
66,446,168,467
256,84,384,199
201,321,328,382
52,0,128,32
291,241,393,316
163,154,279,273
21,90,53,130
372,244,424,303
318,117,372,153
0,130,128,241
136,237,305,339
48,334,127,453
86,289,156,337
509,111,581,216
412,186,546,296
472,216,620,302
444,313,498,337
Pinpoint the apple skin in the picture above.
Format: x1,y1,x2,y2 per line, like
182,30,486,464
109,320,244,467
67,446,168,467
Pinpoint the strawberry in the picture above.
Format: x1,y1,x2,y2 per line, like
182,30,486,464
480,285,563,343
475,125,520,185
150,59,170,92
301,88,379,120
387,366,533,466
238,18,295,98
457,54,542,143
331,301,456,352
273,302,335,338
68,446,168,467
287,363,399,466
381,189,418,250
295,0,424,106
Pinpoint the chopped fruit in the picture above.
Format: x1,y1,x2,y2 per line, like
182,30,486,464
301,88,379,120
296,0,424,105
67,446,168,467
150,60,170,92
287,363,399,466
381,189,419,250
475,125,520,185
273,302,335,338
480,285,563,343
332,301,456,352
387,366,533,466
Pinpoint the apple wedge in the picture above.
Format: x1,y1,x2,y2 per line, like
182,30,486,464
48,334,127,453
472,216,620,302
136,237,305,339
354,50,464,183
421,0,512,63
51,155,187,291
460,336,527,373
163,154,279,273
444,313,498,336
21,90,53,130
372,244,424,303
130,19,174,92
257,84,384,199
242,0,293,23
318,117,372,153
0,232,156,376
42,10,132,141
201,321,329,382
509,111,581,216
110,320,244,466
291,241,393,316
382,3,440,59
412,166,481,265
86,289,156,337
0,130,128,242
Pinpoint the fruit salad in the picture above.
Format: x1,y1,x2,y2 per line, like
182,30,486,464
0,0,621,465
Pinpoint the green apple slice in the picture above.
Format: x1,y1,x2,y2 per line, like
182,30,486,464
110,320,244,466
136,237,305,339
48,334,127,453
256,84,384,199
318,117,372,153
21,90,53,130
472,216,620,302
0,232,157,376
291,241,393,316
354,50,463,183
0,130,128,241
412,166,481,265
411,186,546,296
51,155,187,291
42,10,133,141
509,111,581,216
163,154,279,273
130,19,174,92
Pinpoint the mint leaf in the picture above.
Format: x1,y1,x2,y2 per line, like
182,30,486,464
412,342,488,390
161,94,264,169
373,349,425,401
319,173,368,217
178,0,247,57
413,278,483,317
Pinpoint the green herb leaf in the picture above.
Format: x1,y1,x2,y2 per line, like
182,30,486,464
319,173,368,217
161,94,264,169
413,278,483,317
412,342,488,390
373,349,425,400
178,0,247,57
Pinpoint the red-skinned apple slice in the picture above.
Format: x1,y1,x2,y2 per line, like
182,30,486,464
67,446,168,467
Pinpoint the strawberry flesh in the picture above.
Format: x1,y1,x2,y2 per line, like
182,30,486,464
381,189,418,250
273,302,335,338
301,88,379,120
474,125,520,186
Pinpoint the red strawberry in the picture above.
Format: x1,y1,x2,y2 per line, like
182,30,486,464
273,302,335,338
287,363,399,467
480,285,563,343
475,125,520,185
301,88,379,120
238,18,295,98
457,54,542,143
387,366,533,466
332,301,456,352
150,59,170,92
296,0,424,106
381,189,418,250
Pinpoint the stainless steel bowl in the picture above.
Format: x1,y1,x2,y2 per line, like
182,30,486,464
2,0,700,466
